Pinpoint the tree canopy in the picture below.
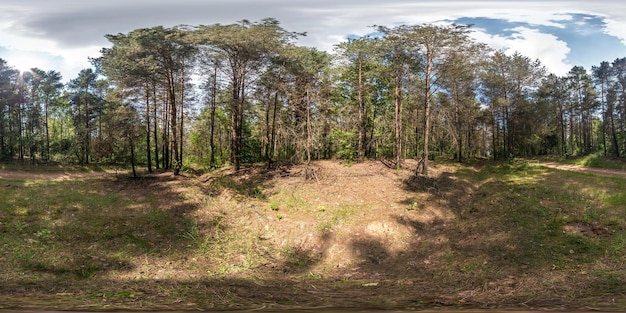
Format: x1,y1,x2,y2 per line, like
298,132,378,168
1,19,625,175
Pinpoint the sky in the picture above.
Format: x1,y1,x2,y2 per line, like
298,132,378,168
1,0,625,81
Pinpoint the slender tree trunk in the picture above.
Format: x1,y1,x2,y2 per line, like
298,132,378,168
357,54,365,162
210,66,217,168
270,91,278,165
421,52,432,176
230,66,242,171
601,84,607,156
130,135,137,178
163,94,170,169
491,104,497,160
168,69,179,171
84,93,90,164
237,72,246,169
0,109,5,158
306,88,312,165
609,104,620,157
264,89,271,168
145,84,152,173
454,84,462,163
179,68,185,166
559,103,566,156
18,99,23,161
393,58,403,170
152,83,159,170
44,100,50,160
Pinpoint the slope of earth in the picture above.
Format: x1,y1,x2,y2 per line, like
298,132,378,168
0,159,625,310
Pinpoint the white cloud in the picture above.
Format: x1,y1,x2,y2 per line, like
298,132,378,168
602,18,626,45
470,26,572,75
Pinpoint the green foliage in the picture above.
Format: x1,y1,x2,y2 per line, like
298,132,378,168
2,20,626,170
269,201,279,211
406,201,419,211
329,130,357,160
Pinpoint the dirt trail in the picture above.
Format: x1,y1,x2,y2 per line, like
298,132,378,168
3,161,626,180
533,161,626,178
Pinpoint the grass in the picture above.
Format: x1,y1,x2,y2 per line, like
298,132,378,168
549,152,626,170
462,161,625,268
0,161,116,173
1,160,625,310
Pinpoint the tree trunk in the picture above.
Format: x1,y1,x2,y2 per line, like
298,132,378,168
264,89,271,168
168,69,179,170
153,83,160,169
610,107,620,157
163,93,170,169
357,54,365,162
179,67,186,167
393,58,403,170
306,88,312,165
130,134,137,178
559,102,566,156
421,51,432,176
145,84,152,173
44,100,50,160
270,91,278,165
210,66,217,168
230,68,241,171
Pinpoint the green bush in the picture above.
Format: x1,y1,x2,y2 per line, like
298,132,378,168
329,130,357,160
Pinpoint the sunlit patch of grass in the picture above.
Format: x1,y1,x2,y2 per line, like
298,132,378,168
314,204,357,236
269,187,312,212
561,153,626,170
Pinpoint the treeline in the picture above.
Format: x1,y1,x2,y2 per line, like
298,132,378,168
1,18,626,175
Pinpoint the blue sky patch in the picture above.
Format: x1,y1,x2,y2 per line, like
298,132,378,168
454,14,626,72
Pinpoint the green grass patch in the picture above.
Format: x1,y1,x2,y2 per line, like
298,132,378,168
454,160,626,271
561,153,626,170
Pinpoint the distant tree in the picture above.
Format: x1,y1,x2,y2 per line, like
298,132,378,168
193,19,301,170
335,36,381,162
114,104,142,177
376,27,411,169
537,74,569,155
0,59,18,159
592,62,611,156
480,51,546,158
566,66,596,154
438,40,487,162
29,68,64,160
68,68,101,164
612,57,626,156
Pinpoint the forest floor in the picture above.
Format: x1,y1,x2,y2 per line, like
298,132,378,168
1,158,625,311
527,160,626,178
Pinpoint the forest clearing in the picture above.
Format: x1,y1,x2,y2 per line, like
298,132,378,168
1,158,625,310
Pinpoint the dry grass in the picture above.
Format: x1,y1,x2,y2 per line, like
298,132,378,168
0,159,625,310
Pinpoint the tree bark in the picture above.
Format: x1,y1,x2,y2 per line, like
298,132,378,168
357,53,365,162
421,50,432,176
145,84,152,172
210,66,217,168
393,55,403,170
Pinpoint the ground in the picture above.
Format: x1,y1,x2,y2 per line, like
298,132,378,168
0,159,625,310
